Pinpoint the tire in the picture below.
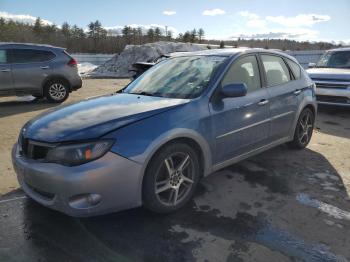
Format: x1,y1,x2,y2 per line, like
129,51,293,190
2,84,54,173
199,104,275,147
288,108,315,149
44,79,69,103
143,143,200,213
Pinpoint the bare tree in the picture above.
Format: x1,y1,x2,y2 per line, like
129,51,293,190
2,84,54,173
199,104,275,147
198,28,205,43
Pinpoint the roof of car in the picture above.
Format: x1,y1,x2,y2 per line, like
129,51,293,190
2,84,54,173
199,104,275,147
172,47,298,62
327,47,350,52
0,42,65,50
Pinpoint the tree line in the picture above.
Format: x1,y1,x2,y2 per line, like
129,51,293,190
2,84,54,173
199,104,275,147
0,17,337,54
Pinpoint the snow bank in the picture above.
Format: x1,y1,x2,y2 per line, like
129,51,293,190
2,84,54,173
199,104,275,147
90,41,209,78
78,62,98,76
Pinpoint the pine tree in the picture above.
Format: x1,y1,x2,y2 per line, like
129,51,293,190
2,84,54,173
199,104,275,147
147,28,155,42
33,17,43,38
154,27,162,41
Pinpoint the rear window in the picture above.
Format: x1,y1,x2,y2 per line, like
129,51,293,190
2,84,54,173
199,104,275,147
261,55,291,86
0,50,7,63
286,59,301,79
9,49,56,63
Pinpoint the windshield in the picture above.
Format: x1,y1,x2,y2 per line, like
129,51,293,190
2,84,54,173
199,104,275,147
124,56,227,99
316,51,350,69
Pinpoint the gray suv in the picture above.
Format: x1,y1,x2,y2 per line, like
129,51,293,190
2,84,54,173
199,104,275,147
0,43,82,103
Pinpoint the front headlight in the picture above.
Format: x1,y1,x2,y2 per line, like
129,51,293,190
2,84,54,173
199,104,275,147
46,140,114,166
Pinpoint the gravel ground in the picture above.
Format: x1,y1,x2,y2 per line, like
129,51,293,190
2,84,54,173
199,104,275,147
0,79,350,261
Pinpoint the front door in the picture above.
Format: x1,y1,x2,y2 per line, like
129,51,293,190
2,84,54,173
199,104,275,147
0,49,13,94
210,55,270,165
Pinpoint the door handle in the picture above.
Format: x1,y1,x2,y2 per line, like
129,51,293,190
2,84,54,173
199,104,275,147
40,66,50,70
258,99,269,106
0,68,11,72
294,89,302,95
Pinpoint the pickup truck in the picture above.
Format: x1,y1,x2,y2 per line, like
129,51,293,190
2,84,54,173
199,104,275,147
307,48,350,106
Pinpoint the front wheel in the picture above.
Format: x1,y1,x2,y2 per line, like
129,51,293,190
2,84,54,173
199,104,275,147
143,143,200,213
288,108,315,149
44,80,69,103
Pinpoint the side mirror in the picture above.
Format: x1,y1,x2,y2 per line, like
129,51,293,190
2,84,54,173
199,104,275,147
308,62,316,68
221,83,247,98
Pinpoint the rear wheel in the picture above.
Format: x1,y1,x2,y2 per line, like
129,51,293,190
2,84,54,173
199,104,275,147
143,143,200,213
288,108,315,149
44,79,69,103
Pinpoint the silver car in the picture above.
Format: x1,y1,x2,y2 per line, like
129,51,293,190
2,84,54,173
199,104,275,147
307,47,350,106
0,43,82,103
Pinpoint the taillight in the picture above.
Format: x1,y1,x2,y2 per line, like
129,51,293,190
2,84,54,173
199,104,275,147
68,58,78,67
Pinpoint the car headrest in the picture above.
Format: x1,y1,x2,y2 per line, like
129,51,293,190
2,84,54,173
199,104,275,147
267,69,283,85
235,67,250,83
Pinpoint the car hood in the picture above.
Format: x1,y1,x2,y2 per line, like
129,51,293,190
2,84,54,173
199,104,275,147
23,93,189,143
306,68,350,80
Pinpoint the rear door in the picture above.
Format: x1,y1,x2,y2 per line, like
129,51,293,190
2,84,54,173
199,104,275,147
259,54,299,141
210,54,270,165
9,49,55,94
0,49,14,94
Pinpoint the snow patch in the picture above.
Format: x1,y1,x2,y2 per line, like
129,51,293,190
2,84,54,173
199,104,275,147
296,193,350,220
78,62,98,76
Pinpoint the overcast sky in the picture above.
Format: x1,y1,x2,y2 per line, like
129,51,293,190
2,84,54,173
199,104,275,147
0,0,349,43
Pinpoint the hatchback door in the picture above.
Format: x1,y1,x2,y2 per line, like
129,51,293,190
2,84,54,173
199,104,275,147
9,49,55,95
210,55,270,165
260,54,299,141
0,49,13,94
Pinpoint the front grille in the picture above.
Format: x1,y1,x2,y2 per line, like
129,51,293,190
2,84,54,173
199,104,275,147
20,138,52,160
316,95,350,104
315,82,348,89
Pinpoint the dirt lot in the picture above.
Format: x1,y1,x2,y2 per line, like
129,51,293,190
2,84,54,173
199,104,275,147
0,79,350,261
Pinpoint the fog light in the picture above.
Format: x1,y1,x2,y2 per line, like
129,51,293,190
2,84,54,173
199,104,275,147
69,193,102,209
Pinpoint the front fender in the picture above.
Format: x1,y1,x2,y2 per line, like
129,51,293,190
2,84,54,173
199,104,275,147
103,98,214,201
137,128,213,176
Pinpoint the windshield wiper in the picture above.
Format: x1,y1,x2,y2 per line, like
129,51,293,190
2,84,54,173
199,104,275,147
129,91,163,97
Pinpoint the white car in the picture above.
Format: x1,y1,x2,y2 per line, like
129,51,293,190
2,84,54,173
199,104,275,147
307,47,350,106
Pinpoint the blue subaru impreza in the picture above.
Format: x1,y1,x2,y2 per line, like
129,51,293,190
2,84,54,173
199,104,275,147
12,48,317,216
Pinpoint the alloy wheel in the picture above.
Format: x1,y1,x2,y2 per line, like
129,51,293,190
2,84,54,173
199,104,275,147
49,83,67,101
297,110,313,145
154,152,195,206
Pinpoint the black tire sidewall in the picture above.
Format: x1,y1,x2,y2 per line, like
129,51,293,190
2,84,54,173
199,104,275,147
143,143,200,213
44,80,69,103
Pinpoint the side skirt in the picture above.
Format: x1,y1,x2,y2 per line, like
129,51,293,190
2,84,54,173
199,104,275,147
211,136,291,173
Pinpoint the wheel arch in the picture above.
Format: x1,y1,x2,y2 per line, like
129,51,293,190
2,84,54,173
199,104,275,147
145,133,211,174
138,129,213,196
290,101,317,139
139,132,212,207
146,137,206,177
41,75,71,94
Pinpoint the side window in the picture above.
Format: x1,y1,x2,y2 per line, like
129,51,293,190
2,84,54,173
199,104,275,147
0,50,7,63
222,55,261,93
9,49,55,63
286,58,301,79
261,55,291,86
